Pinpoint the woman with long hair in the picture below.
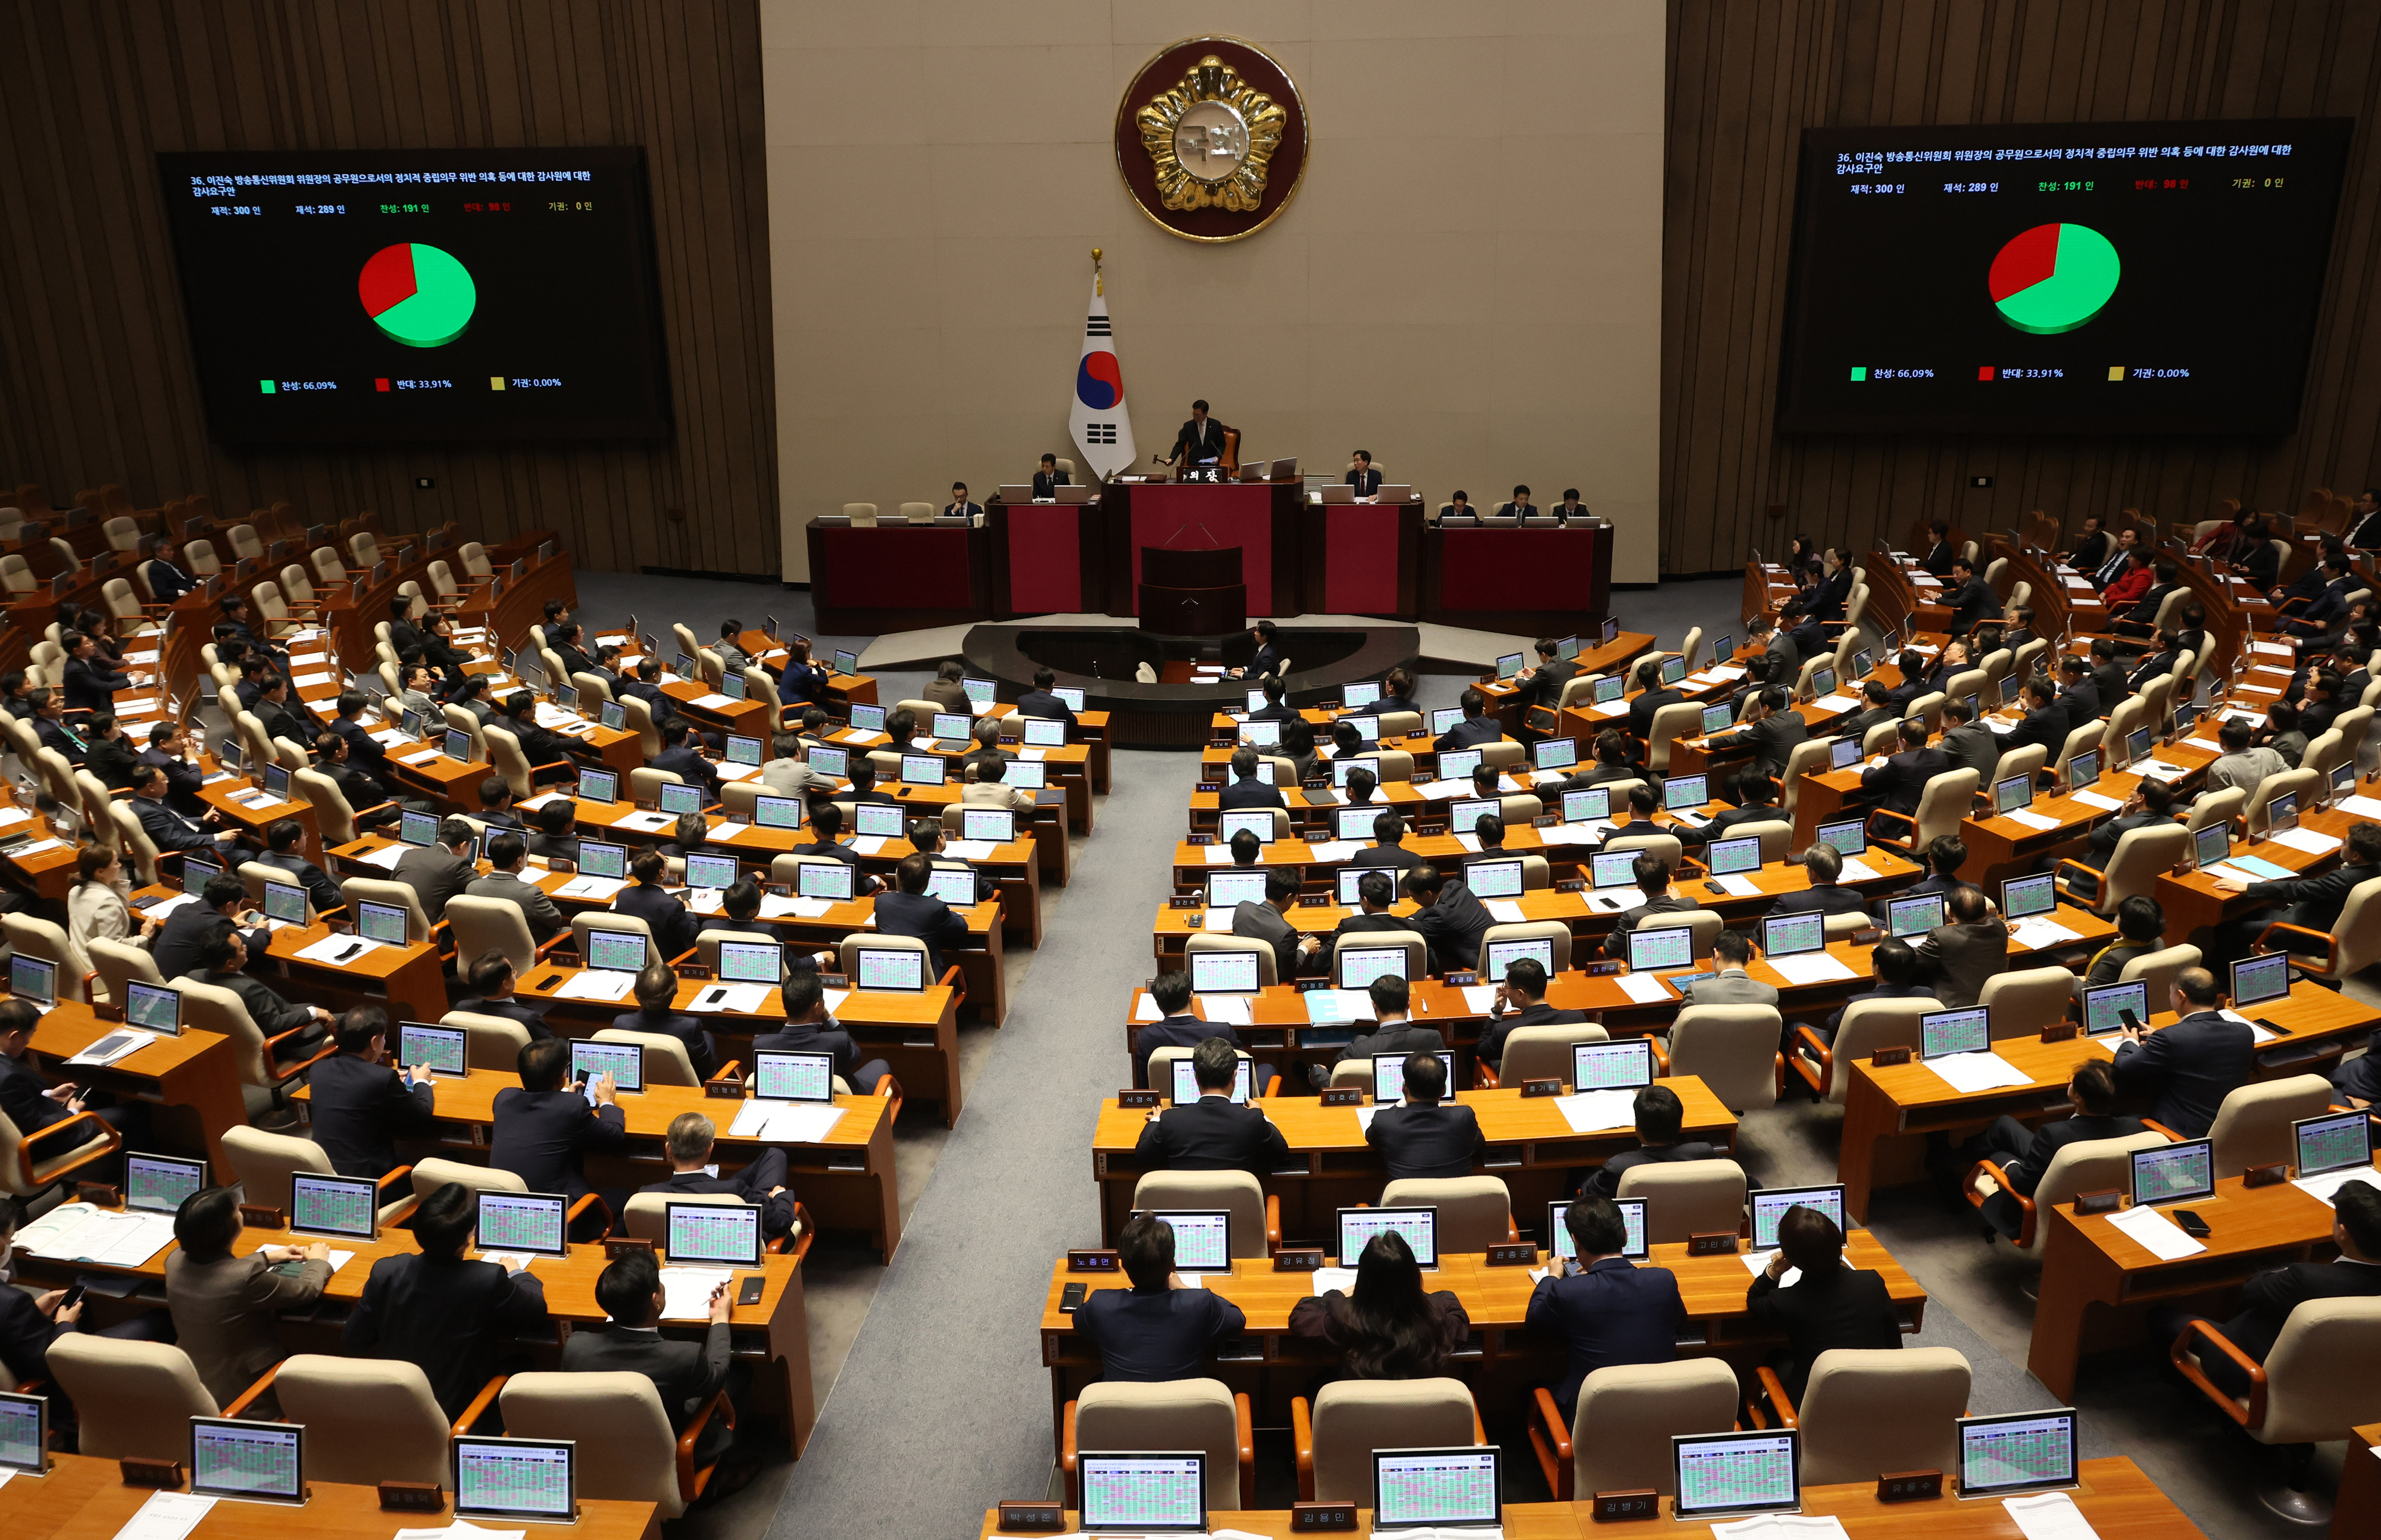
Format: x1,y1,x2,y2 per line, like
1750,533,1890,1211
1288,1230,1470,1379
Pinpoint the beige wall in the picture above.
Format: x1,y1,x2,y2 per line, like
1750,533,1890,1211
761,1,1665,588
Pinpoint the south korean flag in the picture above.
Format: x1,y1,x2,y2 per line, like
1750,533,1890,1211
1068,278,1138,481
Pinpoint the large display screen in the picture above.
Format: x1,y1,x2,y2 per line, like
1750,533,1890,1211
157,148,670,443
1777,120,2351,435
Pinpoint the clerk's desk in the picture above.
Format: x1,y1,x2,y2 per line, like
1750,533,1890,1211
1836,979,2381,1222
8,1204,818,1459
980,1462,2198,1540
1034,1232,1923,1442
24,999,246,1181
290,1067,903,1261
9,1455,662,1540
1086,1084,1737,1243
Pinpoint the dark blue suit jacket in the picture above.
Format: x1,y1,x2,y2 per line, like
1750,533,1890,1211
1366,1101,1486,1181
1218,776,1287,810
873,889,967,976
490,1086,626,1198
1077,1285,1248,1382
614,882,698,957
2113,1011,2256,1137
307,1053,435,1178
1526,1256,1686,1414
344,1251,548,1419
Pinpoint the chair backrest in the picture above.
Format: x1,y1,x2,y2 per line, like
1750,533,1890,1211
5,912,88,1002
221,1123,335,1211
2246,767,2324,837
1798,1347,1971,1485
1907,768,1980,848
1571,1358,1742,1498
2023,1131,2173,1260
295,766,365,846
2092,824,2188,915
340,876,436,944
46,1338,219,1459
102,514,142,551
273,1355,448,1486
1074,1380,1243,1513
1496,1022,1610,1082
2329,875,2381,978
1183,931,1278,988
89,935,164,1004
1476,920,1570,976
0,554,32,593
1729,819,1794,866
1616,1158,1748,1244
1133,1169,1270,1257
1992,741,2048,788
1308,1379,1479,1502
1379,1176,1511,1253
1677,626,1704,673
443,1010,536,1072
1668,1005,1783,1111
593,1025,699,1086
2208,1074,2334,1177
228,523,264,561
444,895,540,976
502,1371,686,1517
185,538,221,576
2185,788,2244,833
2255,1298,2381,1444
309,545,346,588
1601,831,1684,875
482,724,536,800
1977,964,2073,1041
621,1188,749,1242
410,1155,528,1200
1645,702,1704,776
166,977,275,1089
1818,999,1936,1103
2052,721,2107,786
2116,943,2199,1005
838,931,932,983
1328,928,1429,983
1776,739,1833,818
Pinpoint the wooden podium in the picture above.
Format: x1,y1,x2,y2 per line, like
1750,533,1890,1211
1137,545,1245,635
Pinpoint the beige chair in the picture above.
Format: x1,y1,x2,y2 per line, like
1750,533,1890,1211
2116,943,2200,1008
2055,823,2186,916
628,765,686,802
1667,1005,1782,1112
88,935,164,1007
2208,1075,2334,1177
2245,768,2323,837
0,1091,122,1197
340,876,438,944
1329,928,1428,985
593,1025,700,1086
1476,919,1571,976
1791,997,1936,1104
1991,741,2049,789
1132,1169,1278,1255
443,895,552,977
1065,1379,1252,1512
1294,1378,1483,1502
4,912,91,1002
274,1356,471,1485
1771,1347,1971,1486
46,1338,240,1460
1183,932,1278,988
185,538,221,577
1871,767,1978,854
620,1189,803,1257
2172,1298,2381,1523
101,514,142,551
1644,702,1704,777
1145,1045,1254,1102
502,1371,732,1520
840,503,878,527
458,540,493,577
1601,831,1685,875
410,1157,529,1202
1380,1176,1516,1252
445,1010,534,1072
1529,1358,1742,1500
1484,1022,1611,1088
1617,1158,1748,1244
168,976,330,1103
574,911,661,963
2186,787,2245,832
1731,819,1795,864
2263,875,2381,1006
1978,965,2074,1041
1969,1129,2171,1260
221,1124,411,1222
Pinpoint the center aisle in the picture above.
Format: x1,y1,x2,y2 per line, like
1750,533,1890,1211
764,748,1181,1540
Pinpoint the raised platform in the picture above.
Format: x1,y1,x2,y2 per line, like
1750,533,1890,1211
960,623,1421,749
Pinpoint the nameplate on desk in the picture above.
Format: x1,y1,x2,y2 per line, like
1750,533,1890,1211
1290,1500,1358,1530
996,1500,1066,1532
1295,978,1329,992
1117,1089,1160,1109
1556,877,1586,892
1850,927,1883,947
821,974,849,989
1869,1046,1913,1067
1186,833,1214,846
1065,1248,1120,1273
2041,1023,2079,1043
1485,1242,1538,1267
1521,1078,1564,1098
1299,893,1331,907
1591,1490,1659,1523
1446,970,1478,988
604,1237,655,1261
239,1204,284,1229
1274,1247,1325,1272
92,1002,124,1023
2072,1189,2122,1216
704,1077,743,1099
1877,1470,1942,1503
379,1480,445,1511
1686,1232,1738,1257
1534,813,1560,827
2244,1161,2288,1188
1583,960,1621,977
1319,1086,1365,1107
121,1457,185,1488
1168,894,1201,909
78,1181,123,1208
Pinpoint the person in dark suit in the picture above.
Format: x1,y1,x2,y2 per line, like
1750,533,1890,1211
1131,974,1251,1092
1935,698,1999,785
1528,1197,1686,1419
1605,852,1696,960
2078,776,2180,877
130,762,241,858
1593,785,1671,855
1477,956,1589,1070
613,848,699,958
790,805,885,896
651,721,720,799
1708,686,1807,806
1807,936,1939,1048
2080,895,2166,989
491,693,585,786
0,1196,174,1401
2153,1182,2381,1398
1513,636,1579,724
186,923,332,1048
754,970,890,1094
2002,676,2068,760
1624,659,1683,748
1016,666,1079,729
306,1007,436,1179
1919,520,1956,577
1030,454,1071,499
465,833,567,946
2052,656,2100,735
2064,515,2111,574
1367,1051,1483,1180
492,1038,626,1232
1769,842,1869,920
453,951,557,1042
2348,490,2381,551
1289,1229,1471,1379
257,817,342,917
1963,1060,2146,1239
1914,885,2011,1009
611,961,715,1080
327,688,396,785
1436,688,1500,752
1323,977,1448,1084
636,1110,796,1239
1245,675,1298,724
252,676,320,761
1701,775,1786,842
942,482,984,521
1346,450,1383,498
0,999,145,1171
2111,969,2255,1138
345,1180,548,1420
1352,810,1424,871
1373,667,1422,719
1808,549,1854,624
2216,819,2381,960
1745,1205,1901,1405
152,874,270,982
59,630,142,714
1233,866,1321,982
83,713,139,791
526,799,582,866
1579,1085,1718,1201
874,852,969,979
1860,717,1950,816
1943,555,2003,637
563,1251,736,1466
395,817,479,921
313,730,401,829
1319,869,1412,966
1077,1213,1249,1382
139,721,210,815
1837,681,1898,747
1225,619,1286,683
1171,400,1226,467
1407,864,1493,974
1216,747,1288,813
2087,639,2130,709
1136,1038,1293,1177
1493,485,1539,520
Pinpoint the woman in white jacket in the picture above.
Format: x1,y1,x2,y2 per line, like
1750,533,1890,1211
66,844,161,980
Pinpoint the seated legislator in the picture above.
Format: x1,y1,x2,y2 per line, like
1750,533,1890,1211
565,1251,738,1468
1321,869,1410,957
493,1036,626,1236
139,720,210,815
526,799,583,865
1866,836,1971,930
1915,885,2010,1010
1367,1050,1485,1180
307,1006,436,1180
1807,935,1938,1047
1768,842,1868,920
1746,1204,1902,1403
1943,555,2004,636
29,689,90,766
1407,863,1492,975
1528,1197,1685,1419
1554,489,1591,523
1234,866,1321,982
1246,675,1298,723
312,729,403,828
1289,1229,1470,1379
0,998,147,1174
793,805,886,896
770,638,832,710
474,776,526,833
923,661,970,713
652,720,722,798
1374,668,1421,718
756,972,892,1095
1935,698,1999,785
466,833,567,945
1964,1059,2145,1239
963,756,1036,813
1679,929,1778,1007
1346,449,1383,498
1436,688,1500,752
83,713,139,791
396,817,480,921
186,923,333,1048
1131,974,1273,1094
1320,976,1447,1086
490,693,584,785
1477,956,1589,1071
614,848,700,958
2110,967,2254,1138
760,732,836,799
345,1182,548,1420
1604,852,1695,959
1511,638,1578,726
1077,1213,1250,1383
2152,1182,2381,1399
613,961,717,1080
875,852,968,979
130,761,241,858
256,817,342,918
454,950,555,1041
1708,687,1807,806
1860,717,1950,816
151,875,270,983
166,1187,332,1413
1352,810,1423,870
1017,666,1079,730
1808,548,1854,624
1579,1084,1719,1201
638,1111,796,1242
1700,774,1787,842
2082,895,2166,989
1226,619,1285,683
1136,1036,1293,1177
2214,819,2381,961
2199,716,2289,804
1032,453,1070,499
1623,659,1682,748
1573,729,1647,788
67,845,159,965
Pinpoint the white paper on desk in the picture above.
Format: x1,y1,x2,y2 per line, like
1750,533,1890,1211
368,729,410,748
2010,917,2083,947
1710,1511,1850,1540
1836,857,1882,883
1453,833,1482,854
686,889,726,914
1354,1106,1378,1133
2270,826,2343,855
1305,841,1358,863
2252,641,2294,658
688,692,735,710
1202,844,1236,865
1591,700,1630,718
400,749,445,765
291,671,333,689
65,1029,158,1069
1926,1051,2033,1094
2068,789,2124,812
116,699,161,718
125,649,161,664
2002,808,2062,831
1199,995,1253,1027
0,811,27,832
1556,1088,1642,1133
689,982,771,1015
1770,952,1858,985
11,839,66,858
943,839,996,860
760,894,826,919
1189,908,1229,933
2339,795,2381,819
1485,899,1527,923
1304,989,1365,1024
1706,664,1748,681
612,810,676,833
841,728,886,745
848,835,888,856
2217,1010,2280,1044
1463,985,1501,1014
728,1099,785,1138
29,1208,176,1267
519,791,568,810
1421,778,1471,801
657,1266,735,1320
554,875,627,901
294,933,384,964
555,970,636,1002
1812,694,1859,713
2002,1490,2102,1540
145,893,201,918
712,820,750,841
824,988,852,1014
1133,995,1163,1023
112,1489,217,1540
2293,1167,2381,1205
1985,718,2016,736
2105,1201,2206,1260
1714,873,1762,897
1616,972,1673,1004
1020,746,1048,761
763,1102,846,1143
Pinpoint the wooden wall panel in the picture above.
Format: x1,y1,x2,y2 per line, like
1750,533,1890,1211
1663,0,2381,576
0,0,776,577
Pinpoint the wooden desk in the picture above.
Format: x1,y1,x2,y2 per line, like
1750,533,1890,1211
27,1002,247,1180
2338,1424,2381,1540
0,1451,126,1540
2156,804,2362,948
1088,1085,1738,1243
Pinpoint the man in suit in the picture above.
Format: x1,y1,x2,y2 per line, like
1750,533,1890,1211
2348,488,2381,550
1881,652,1932,714
452,951,555,1041
466,833,567,945
307,1007,435,1179
1368,1051,1484,1180
1605,852,1695,960
1860,717,1950,816
1920,520,1956,577
1771,842,1870,920
1809,935,1938,1047
1245,675,1298,724
1527,1197,1686,1418
2153,1182,2381,1397
1131,974,1251,1092
1137,1037,1293,1176
2064,514,2111,574
2052,656,2100,733
313,730,402,830
755,971,891,1094
1494,485,1538,520
1233,866,1320,983
1702,774,1788,842
1077,1213,1250,1382
152,875,271,983
493,1038,626,1232
1838,681,1899,746
1936,698,1999,785
2079,776,2180,878
1352,810,1424,871
164,1188,332,1413
2216,820,2381,960
1708,686,1807,807
1214,749,1292,818
1030,454,1071,499
327,688,396,788
1809,548,1854,625
2082,895,2168,989
252,674,319,761
0,999,145,1172
1780,600,1827,664
27,689,85,765
396,817,479,921
1320,869,1412,958
874,852,969,979
1554,489,1591,522
608,848,698,958
1436,688,1501,752
140,721,210,814
1944,555,2003,637
942,482,984,521
1745,1205,1903,1404
1512,637,1579,729
490,693,585,786
130,763,241,858
186,923,333,1045
2088,638,2130,708
1593,785,1670,854
2199,717,2289,804
1407,864,1493,974
1624,659,1683,748
2111,969,2255,1138
1171,399,1227,467
1916,885,2011,1009
1477,956,1589,1070
650,720,720,799
1323,976,1447,1082
1964,1060,2146,1239
59,630,143,714
1436,492,1476,520
1679,929,1780,1009
525,799,584,866
563,1252,736,1465
344,1182,547,1420
2002,676,2069,760
790,805,885,896
636,1110,796,1241
1017,667,1079,730
611,960,715,1080
255,817,342,917
1346,450,1383,498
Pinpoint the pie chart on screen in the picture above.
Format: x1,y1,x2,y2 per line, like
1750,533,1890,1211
1988,223,2120,335
358,242,477,347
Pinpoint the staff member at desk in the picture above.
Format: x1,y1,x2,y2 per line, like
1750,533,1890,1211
1510,638,1577,735
2154,1182,2381,1400
1527,1197,1685,1420
1745,1205,1901,1405
1136,1037,1292,1177
1170,399,1227,467
1228,619,1285,682
345,1182,547,1420
1077,1213,1248,1383
1218,746,1287,811
1495,485,1538,520
493,1036,626,1239
1032,454,1071,499
943,482,983,521
307,1006,436,1180
1710,686,1807,806
2110,967,2255,1138
1346,450,1382,498
1017,666,1079,730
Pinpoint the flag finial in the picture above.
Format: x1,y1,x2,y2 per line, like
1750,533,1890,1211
1092,247,1103,295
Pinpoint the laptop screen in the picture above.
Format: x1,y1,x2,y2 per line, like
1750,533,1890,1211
1374,1447,1501,1531
2082,980,2146,1036
2130,1139,2215,1207
848,702,886,732
1077,1453,1205,1535
290,1172,377,1240
1761,911,1824,958
2233,952,2290,1009
1007,759,1046,788
932,712,973,743
1920,1007,1991,1059
1483,936,1554,977
578,839,629,880
576,767,619,805
191,1417,304,1502
796,858,855,901
1749,1185,1846,1250
1170,1056,1253,1105
1371,1052,1455,1107
1449,798,1496,834
1563,786,1610,823
569,1036,644,1092
665,1201,763,1266
585,929,648,973
2001,872,2055,920
962,807,1015,843
833,648,860,675
1829,738,1861,771
1573,1038,1655,1090
1189,949,1259,994
263,880,307,924
757,1050,838,1103
1626,925,1693,973
1206,870,1269,908
1337,945,1410,990
1436,748,1483,783
1140,1210,1232,1273
854,803,906,838
1468,858,1524,899
399,808,441,846
1218,809,1276,844
1958,1410,2079,1497
717,938,783,984
476,1191,570,1257
398,1022,467,1076
854,945,926,991
1673,1432,1800,1519
2295,1110,2372,1179
1339,1205,1437,1266
1815,819,1865,858
1430,707,1466,734
1548,1198,1649,1260
924,867,976,906
124,978,182,1035
454,1436,576,1522
1707,835,1760,876
685,852,739,892
1496,652,1525,680
126,1152,207,1214
724,734,763,767
1888,894,1944,938
1993,774,2032,816
1343,681,1383,710
358,898,409,945
0,1391,44,1475
1534,737,1577,770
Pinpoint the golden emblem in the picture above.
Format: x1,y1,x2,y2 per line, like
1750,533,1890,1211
1135,55,1287,213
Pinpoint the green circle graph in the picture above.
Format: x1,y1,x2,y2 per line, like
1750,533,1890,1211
358,242,477,348
1988,222,2120,335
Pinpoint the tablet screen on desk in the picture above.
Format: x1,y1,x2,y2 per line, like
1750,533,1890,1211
853,945,926,992
1829,738,1861,771
1707,836,1760,876
1563,787,1610,823
454,1435,576,1523
796,859,855,901
1548,1198,1648,1260
855,803,907,838
2130,1139,2214,1207
358,898,410,945
1218,810,1277,845
1336,805,1385,842
717,938,782,985
399,1022,467,1078
2233,951,2290,1009
1339,1205,1437,1266
1760,911,1824,959
584,930,649,974
400,808,440,846
848,703,886,733
1189,950,1259,995
1467,858,1523,899
124,978,183,1035
0,1392,45,1475
1342,681,1382,710
1136,1209,1232,1272
1919,1007,1990,1060
805,745,848,779
757,1049,837,1104
1749,1185,1845,1250
1484,936,1554,978
1589,851,1638,890
1673,1430,1799,1520
191,1417,303,1502
659,782,704,816
2295,1110,2371,1179
1206,870,1268,909
1077,1453,1205,1536
924,866,976,907
1371,1052,1454,1108
2081,980,2145,1036
1373,1447,1501,1532
1170,1056,1252,1106
126,1152,207,1214
685,852,739,892
476,1192,568,1257
578,840,628,880
1007,760,1047,789
569,1036,644,1093
1533,738,1577,770
961,807,1015,844
665,1200,763,1266
1958,1410,2079,1497
290,1171,377,1241
1337,945,1410,991
1436,748,1483,783
577,767,619,805
1573,1039,1655,1091
1887,894,1943,938
2001,872,2055,921
1451,796,1498,833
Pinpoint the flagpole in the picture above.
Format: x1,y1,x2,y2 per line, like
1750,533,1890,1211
1092,246,1102,296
